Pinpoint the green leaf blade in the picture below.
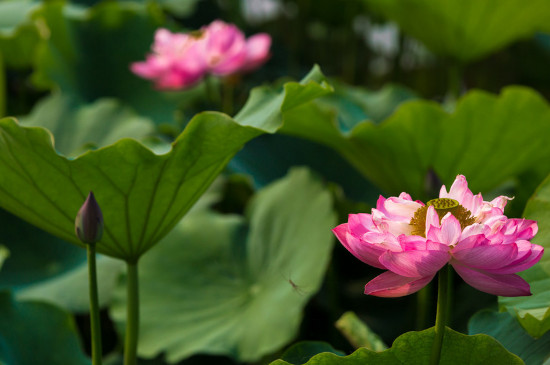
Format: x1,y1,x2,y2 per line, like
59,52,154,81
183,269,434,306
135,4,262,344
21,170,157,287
0,114,260,261
110,168,337,362
0,66,330,261
364,0,550,62
270,327,523,365
279,86,550,201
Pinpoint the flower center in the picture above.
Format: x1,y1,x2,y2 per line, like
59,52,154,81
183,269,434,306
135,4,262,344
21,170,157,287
409,198,475,237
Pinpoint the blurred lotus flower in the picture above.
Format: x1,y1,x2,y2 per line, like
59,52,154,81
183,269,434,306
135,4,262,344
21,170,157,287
199,20,248,76
332,175,543,298
200,20,271,75
75,191,104,244
241,33,272,72
131,21,271,90
131,28,207,89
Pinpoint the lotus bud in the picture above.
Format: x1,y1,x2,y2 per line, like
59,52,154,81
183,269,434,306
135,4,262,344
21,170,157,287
75,191,103,244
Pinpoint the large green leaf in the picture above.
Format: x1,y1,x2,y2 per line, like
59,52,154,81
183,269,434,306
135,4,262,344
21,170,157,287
110,168,336,362
19,92,155,157
228,82,413,200
0,69,330,262
0,0,41,68
0,291,90,365
319,82,418,130
270,327,523,365
16,256,123,312
12,176,223,312
277,86,550,201
500,173,550,338
363,0,550,62
469,310,550,365
0,114,254,261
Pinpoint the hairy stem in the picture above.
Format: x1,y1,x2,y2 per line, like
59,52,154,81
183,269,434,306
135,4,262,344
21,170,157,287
87,243,103,365
415,285,431,330
430,265,450,365
124,261,139,365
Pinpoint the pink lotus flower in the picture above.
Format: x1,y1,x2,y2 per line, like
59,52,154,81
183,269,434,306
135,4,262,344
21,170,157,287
332,175,543,298
131,21,271,90
199,20,271,75
131,29,207,89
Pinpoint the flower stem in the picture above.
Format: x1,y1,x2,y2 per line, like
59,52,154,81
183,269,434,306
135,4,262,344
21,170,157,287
124,261,139,365
87,243,103,365
415,285,431,330
430,265,450,365
205,75,221,109
221,78,234,116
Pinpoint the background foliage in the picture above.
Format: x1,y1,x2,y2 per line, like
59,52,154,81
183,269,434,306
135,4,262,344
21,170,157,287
1,0,550,364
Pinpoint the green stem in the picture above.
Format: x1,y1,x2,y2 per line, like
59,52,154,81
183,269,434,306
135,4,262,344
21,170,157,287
430,265,450,365
124,261,140,365
221,78,234,116
415,284,431,330
87,243,103,365
205,75,221,109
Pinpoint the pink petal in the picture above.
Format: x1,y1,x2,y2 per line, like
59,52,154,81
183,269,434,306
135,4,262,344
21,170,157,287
483,241,544,274
379,245,449,277
468,193,484,217
332,224,386,269
362,231,401,251
490,196,513,211
348,213,375,236
371,208,414,236
364,271,435,297
500,219,538,242
210,51,247,75
426,213,461,246
202,20,247,75
382,197,423,220
130,61,160,79
452,234,486,251
398,234,429,250
377,195,423,221
460,223,485,239
425,205,440,234
440,175,474,209
242,33,271,71
452,263,532,296
375,195,387,211
451,242,518,270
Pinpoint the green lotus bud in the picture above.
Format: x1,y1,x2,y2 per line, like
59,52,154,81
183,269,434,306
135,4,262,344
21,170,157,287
75,191,103,244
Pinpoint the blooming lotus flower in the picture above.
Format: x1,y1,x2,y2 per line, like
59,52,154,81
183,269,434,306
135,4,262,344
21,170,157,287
131,28,207,89
200,20,271,75
131,21,271,90
332,175,543,298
